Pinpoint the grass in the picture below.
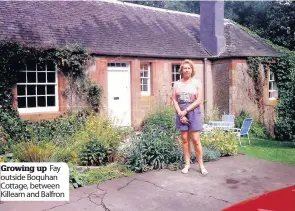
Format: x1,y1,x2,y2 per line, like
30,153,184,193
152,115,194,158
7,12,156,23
238,138,295,166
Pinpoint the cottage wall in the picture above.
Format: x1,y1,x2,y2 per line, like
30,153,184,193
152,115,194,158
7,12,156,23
233,61,277,137
12,56,277,136
91,57,205,129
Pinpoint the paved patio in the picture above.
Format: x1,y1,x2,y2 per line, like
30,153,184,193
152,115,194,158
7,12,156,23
1,155,295,211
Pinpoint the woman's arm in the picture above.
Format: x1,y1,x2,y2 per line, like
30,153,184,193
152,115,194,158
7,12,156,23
171,83,182,116
184,79,203,112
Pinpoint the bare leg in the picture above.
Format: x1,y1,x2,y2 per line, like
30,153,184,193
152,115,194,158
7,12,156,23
181,131,190,173
191,131,208,175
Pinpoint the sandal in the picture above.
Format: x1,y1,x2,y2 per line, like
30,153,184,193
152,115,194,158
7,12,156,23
181,165,190,174
200,167,208,176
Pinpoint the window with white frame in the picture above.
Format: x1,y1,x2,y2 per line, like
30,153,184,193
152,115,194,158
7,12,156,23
16,60,58,113
140,63,151,95
269,71,278,100
172,64,181,87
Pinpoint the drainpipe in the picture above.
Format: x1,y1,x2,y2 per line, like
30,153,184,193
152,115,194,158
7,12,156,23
203,58,207,114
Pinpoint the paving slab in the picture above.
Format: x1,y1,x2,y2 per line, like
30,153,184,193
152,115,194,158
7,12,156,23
1,155,295,211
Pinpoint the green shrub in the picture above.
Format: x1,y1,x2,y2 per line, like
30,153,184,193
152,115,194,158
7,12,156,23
120,104,224,173
202,147,221,162
141,105,176,133
69,113,129,156
201,129,238,156
0,108,89,153
269,51,295,142
121,132,184,173
78,140,108,166
69,164,89,189
11,141,57,162
0,126,9,155
69,163,133,189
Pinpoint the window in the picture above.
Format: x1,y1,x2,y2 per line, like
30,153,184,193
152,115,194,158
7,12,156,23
107,63,127,67
16,60,58,113
172,64,181,87
140,63,150,95
269,71,278,100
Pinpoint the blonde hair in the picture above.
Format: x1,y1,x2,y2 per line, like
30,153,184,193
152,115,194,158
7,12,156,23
179,59,195,78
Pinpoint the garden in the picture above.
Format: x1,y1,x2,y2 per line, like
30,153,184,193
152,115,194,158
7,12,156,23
0,102,242,189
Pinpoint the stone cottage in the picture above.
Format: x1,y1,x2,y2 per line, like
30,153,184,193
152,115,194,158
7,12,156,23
0,0,280,134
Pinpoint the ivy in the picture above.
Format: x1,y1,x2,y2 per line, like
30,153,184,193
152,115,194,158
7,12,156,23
246,57,272,121
246,44,295,142
0,41,102,112
0,41,103,151
269,51,295,141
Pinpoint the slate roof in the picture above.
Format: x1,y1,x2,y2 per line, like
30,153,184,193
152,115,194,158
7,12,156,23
0,0,281,58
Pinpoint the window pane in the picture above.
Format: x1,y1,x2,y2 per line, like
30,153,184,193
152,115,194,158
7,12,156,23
27,97,36,107
47,72,56,83
140,71,143,77
144,71,148,77
270,72,274,80
17,71,26,83
18,97,26,108
274,90,278,98
269,82,273,90
27,85,36,95
122,63,126,67
37,85,46,95
37,60,46,71
143,64,148,70
142,85,148,91
47,85,55,95
47,96,55,106
142,78,148,85
27,60,36,71
37,72,46,83
17,85,26,96
37,96,46,107
176,74,181,81
47,60,55,71
27,72,36,83
274,82,278,90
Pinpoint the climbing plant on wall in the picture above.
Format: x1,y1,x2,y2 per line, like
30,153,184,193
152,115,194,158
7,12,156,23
246,42,295,142
0,41,102,146
0,41,102,112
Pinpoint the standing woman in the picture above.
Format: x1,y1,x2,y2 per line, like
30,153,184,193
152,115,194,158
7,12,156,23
172,59,208,176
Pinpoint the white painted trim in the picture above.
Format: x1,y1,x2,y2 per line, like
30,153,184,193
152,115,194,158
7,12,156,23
107,62,131,126
268,70,278,100
18,107,59,114
16,61,59,114
140,63,151,96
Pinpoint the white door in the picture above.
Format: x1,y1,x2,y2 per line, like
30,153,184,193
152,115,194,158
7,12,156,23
107,63,131,126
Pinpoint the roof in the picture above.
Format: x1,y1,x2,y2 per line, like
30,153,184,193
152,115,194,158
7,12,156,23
0,0,281,59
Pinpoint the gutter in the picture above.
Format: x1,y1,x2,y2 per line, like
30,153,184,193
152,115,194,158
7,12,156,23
203,58,207,114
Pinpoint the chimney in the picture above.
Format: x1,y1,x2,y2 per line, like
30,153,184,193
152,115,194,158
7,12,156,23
200,1,226,56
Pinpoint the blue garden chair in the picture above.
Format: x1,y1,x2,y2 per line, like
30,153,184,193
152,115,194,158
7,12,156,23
230,118,253,146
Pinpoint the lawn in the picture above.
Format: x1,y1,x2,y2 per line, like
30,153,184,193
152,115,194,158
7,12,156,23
238,138,295,166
